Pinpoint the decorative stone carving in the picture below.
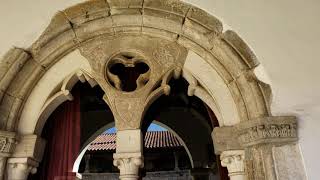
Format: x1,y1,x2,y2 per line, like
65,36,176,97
0,131,18,156
221,150,246,180
11,135,46,162
113,153,144,180
0,131,18,180
80,36,187,130
211,126,241,154
236,116,297,147
7,157,38,180
106,52,150,92
114,129,144,180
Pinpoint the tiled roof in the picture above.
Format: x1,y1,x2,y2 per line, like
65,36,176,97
88,131,183,151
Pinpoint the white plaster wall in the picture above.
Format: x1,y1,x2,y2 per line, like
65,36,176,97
0,0,319,179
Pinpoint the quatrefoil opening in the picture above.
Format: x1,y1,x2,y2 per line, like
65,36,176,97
106,53,150,92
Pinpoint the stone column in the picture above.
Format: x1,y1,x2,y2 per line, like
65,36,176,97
237,116,306,180
6,134,45,180
7,157,38,180
220,150,246,180
113,129,144,180
0,130,18,180
212,116,307,180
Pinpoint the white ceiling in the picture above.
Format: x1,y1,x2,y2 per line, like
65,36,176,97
0,0,319,179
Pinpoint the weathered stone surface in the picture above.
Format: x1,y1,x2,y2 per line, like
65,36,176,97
0,94,22,130
233,71,270,120
237,116,297,147
114,129,144,180
0,131,18,180
144,0,190,16
221,150,246,180
246,144,276,180
0,130,18,156
227,80,249,121
80,35,187,129
223,30,259,69
182,18,217,50
64,0,110,26
12,135,46,162
74,17,114,41
0,48,30,95
6,59,45,99
7,157,38,180
212,126,241,154
186,7,223,33
107,0,143,9
272,144,307,180
29,11,79,68
108,0,142,16
30,11,74,62
143,9,184,35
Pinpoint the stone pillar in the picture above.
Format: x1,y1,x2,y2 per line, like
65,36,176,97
237,116,306,180
220,150,246,180
6,134,45,180
0,130,18,180
212,116,307,180
113,129,144,180
7,157,38,180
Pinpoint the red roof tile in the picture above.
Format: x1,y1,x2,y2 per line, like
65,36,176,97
88,131,183,151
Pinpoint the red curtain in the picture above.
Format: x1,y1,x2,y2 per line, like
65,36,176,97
39,89,81,180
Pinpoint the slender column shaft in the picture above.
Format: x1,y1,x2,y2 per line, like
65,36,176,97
6,158,38,180
113,129,144,180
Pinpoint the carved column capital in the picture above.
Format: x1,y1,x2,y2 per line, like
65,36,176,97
113,153,144,180
7,157,38,180
0,130,19,180
0,130,18,156
221,150,245,176
113,129,144,180
236,116,298,147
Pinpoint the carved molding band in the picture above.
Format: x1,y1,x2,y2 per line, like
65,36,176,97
236,116,298,147
212,116,298,153
0,130,18,156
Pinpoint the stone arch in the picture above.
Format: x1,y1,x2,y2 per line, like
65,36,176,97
0,0,271,132
0,1,303,180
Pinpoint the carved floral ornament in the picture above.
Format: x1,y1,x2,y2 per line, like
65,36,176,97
236,116,298,147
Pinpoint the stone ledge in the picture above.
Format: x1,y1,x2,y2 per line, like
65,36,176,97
212,116,298,153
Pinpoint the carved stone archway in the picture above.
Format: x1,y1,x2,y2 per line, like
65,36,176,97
0,0,306,179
